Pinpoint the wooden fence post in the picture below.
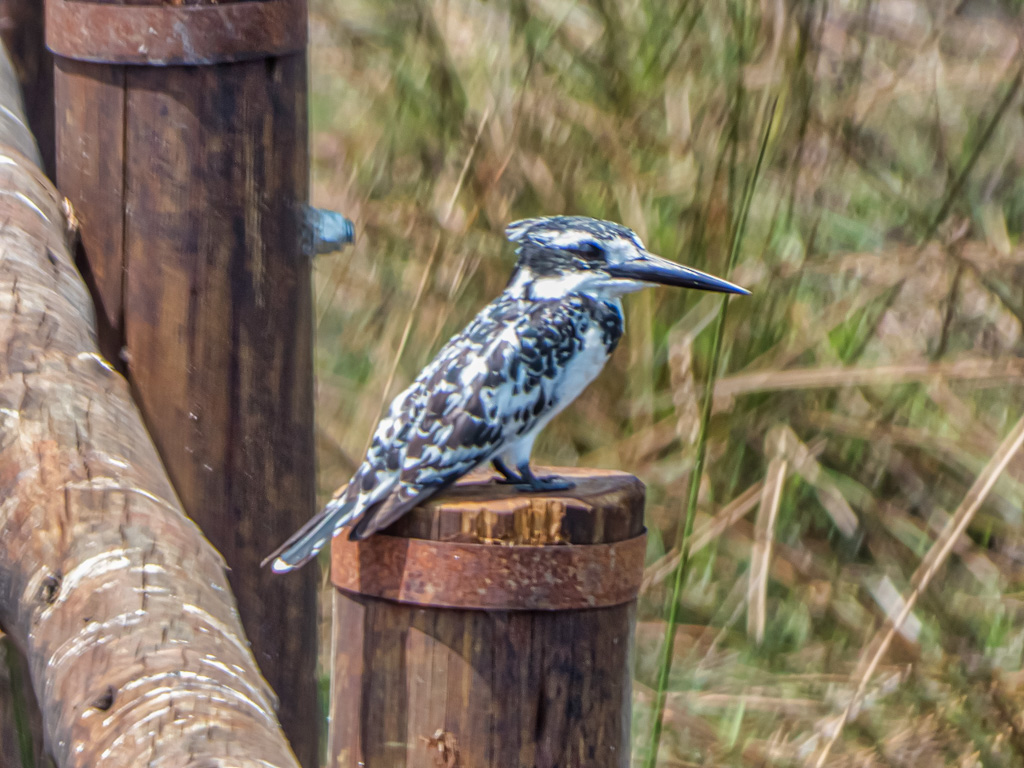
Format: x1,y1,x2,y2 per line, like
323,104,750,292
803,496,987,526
329,468,647,768
45,3,318,765
0,33,302,764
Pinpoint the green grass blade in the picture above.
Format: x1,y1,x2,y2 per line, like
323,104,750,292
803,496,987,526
641,95,777,768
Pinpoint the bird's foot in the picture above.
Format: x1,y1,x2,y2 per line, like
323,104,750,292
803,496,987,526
504,462,575,492
492,458,526,485
520,474,575,492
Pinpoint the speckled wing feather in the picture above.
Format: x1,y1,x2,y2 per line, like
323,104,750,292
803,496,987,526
265,292,623,569
347,292,623,538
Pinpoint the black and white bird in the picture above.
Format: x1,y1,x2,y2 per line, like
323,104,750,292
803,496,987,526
265,216,749,573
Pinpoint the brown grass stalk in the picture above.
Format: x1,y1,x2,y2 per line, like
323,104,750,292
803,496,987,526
812,411,1024,766
748,449,788,644
776,426,858,537
642,481,763,593
717,357,1024,408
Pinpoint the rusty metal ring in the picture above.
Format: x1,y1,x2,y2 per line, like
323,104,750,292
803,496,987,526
331,532,648,611
46,0,307,66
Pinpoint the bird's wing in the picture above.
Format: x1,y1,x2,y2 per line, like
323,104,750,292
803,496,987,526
346,410,503,539
346,300,531,538
350,296,607,538
269,292,615,563
350,383,522,539
261,377,432,570
266,297,540,566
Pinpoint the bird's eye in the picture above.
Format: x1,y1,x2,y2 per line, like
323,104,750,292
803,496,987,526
571,241,603,261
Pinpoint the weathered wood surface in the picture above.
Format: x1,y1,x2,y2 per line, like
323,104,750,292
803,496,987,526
0,41,300,768
0,0,53,177
45,0,307,66
52,9,318,764
330,468,645,768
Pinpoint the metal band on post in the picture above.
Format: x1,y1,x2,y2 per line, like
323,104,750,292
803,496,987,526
46,0,307,65
332,532,647,610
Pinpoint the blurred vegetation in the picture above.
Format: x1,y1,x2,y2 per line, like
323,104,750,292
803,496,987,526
308,0,1024,764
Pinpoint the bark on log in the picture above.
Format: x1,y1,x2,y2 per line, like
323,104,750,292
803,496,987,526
0,41,301,768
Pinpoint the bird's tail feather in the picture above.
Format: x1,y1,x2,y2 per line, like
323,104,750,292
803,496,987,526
261,498,359,573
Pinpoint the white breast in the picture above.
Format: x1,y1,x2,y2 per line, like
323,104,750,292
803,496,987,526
493,322,611,468
552,322,611,410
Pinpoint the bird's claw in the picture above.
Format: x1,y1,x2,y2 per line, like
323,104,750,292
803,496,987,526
523,475,575,492
492,458,525,484
505,474,575,492
492,459,574,492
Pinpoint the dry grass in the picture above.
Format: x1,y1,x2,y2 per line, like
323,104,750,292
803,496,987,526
308,0,1024,764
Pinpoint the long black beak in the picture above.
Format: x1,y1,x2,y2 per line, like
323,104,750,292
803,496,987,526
607,253,750,295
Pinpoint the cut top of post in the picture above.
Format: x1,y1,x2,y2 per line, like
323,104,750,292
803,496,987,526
331,467,647,611
46,0,307,66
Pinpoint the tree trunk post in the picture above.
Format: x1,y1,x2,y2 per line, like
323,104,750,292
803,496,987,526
46,3,318,765
329,468,647,768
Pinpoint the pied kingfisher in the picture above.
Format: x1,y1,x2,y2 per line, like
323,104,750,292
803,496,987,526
266,216,749,573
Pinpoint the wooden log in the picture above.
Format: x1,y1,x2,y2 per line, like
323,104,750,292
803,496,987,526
0,12,55,762
0,38,301,768
0,0,53,177
48,2,319,764
329,468,646,768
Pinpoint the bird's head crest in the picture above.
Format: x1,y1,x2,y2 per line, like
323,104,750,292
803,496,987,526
503,215,750,299
505,216,644,252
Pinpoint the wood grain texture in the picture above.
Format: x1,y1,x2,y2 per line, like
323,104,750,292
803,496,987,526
0,0,53,177
0,11,53,766
329,469,644,768
388,467,645,544
46,0,307,66
53,58,125,364
53,51,318,766
0,38,300,767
